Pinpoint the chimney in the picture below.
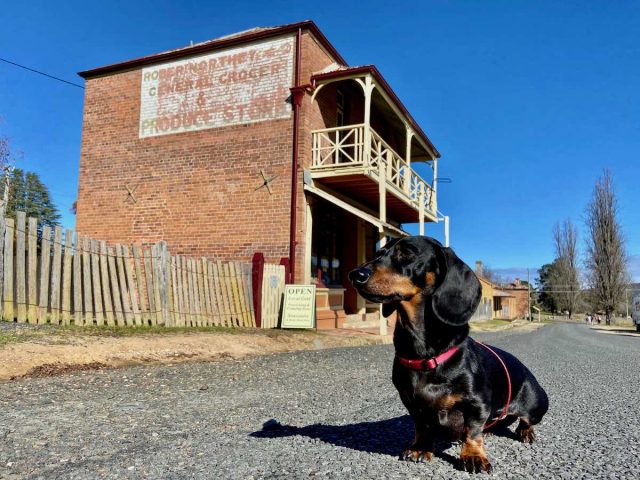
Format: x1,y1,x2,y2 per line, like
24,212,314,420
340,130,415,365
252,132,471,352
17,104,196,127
475,261,483,277
514,278,521,286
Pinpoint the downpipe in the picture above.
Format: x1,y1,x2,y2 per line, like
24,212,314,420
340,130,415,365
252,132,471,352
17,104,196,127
288,27,303,284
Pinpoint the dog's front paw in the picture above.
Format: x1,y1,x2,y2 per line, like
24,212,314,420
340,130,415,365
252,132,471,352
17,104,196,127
401,448,433,463
516,425,536,444
460,435,492,473
459,453,492,474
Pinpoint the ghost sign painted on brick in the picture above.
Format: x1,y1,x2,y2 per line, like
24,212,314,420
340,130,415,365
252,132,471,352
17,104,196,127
139,36,294,138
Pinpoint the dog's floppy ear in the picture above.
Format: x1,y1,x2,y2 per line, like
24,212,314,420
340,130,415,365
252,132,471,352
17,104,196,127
382,303,397,318
431,247,481,326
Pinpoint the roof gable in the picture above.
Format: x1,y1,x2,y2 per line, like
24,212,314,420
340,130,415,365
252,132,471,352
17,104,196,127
78,20,346,78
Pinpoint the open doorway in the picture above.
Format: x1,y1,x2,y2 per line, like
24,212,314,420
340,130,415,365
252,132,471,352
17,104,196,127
309,196,381,316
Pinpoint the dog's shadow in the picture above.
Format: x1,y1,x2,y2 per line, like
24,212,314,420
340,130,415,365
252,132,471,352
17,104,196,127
250,415,461,466
250,415,520,468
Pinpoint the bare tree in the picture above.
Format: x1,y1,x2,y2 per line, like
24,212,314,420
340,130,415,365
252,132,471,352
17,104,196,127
481,265,504,285
0,128,15,308
550,219,580,318
0,134,8,167
585,169,628,324
0,129,17,209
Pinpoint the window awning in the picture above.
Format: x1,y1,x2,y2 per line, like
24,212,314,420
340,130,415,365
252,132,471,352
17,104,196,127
304,183,408,238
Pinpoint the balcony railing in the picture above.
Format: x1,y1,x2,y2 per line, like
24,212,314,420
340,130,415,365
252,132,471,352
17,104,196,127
311,124,436,215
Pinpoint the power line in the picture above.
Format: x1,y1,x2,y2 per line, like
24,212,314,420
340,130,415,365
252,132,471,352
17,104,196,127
0,57,84,89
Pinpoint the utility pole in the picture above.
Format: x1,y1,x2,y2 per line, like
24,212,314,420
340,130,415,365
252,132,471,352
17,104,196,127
443,216,450,247
527,268,532,321
626,289,629,320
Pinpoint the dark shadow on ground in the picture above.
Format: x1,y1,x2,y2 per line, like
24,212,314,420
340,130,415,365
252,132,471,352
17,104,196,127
251,415,522,466
484,417,520,441
250,416,463,466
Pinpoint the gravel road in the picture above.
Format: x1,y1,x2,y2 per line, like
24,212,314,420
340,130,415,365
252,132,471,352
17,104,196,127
1,322,639,479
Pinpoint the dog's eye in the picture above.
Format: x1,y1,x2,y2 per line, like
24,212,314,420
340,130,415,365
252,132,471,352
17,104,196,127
395,248,416,261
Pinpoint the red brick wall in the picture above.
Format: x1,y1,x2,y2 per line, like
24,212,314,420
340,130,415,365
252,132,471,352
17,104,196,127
292,31,339,280
508,288,529,318
76,30,337,283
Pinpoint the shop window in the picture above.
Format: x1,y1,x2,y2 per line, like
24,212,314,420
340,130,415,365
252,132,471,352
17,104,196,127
311,207,343,286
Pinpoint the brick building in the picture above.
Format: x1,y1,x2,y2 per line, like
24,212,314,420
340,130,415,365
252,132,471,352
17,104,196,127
473,262,529,320
501,278,530,319
76,21,444,326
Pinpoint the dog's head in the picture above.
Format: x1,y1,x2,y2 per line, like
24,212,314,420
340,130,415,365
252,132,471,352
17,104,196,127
348,236,481,326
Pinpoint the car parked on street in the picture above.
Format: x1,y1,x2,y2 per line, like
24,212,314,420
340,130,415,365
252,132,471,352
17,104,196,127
632,294,640,332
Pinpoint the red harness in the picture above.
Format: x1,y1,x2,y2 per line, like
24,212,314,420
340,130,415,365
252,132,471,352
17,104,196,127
474,340,512,430
396,339,512,431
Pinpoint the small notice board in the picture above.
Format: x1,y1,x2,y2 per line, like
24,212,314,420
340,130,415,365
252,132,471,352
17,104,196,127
281,285,316,329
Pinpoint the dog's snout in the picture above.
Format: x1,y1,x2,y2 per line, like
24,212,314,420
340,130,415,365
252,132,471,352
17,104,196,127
349,267,372,286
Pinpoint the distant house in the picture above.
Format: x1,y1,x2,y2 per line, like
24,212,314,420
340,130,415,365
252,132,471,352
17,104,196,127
472,261,518,320
500,278,530,319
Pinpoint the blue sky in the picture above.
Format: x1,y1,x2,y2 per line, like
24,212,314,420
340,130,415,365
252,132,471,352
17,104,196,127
1,1,639,281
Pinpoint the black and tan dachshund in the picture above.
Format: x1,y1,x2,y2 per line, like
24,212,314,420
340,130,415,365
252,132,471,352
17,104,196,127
348,236,548,473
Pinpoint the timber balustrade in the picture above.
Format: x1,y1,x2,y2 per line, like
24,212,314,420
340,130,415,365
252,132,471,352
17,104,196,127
311,124,436,215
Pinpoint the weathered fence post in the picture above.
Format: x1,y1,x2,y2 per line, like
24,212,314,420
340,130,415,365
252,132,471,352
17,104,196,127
2,218,14,321
27,218,38,323
90,239,104,326
252,252,264,328
155,241,171,326
49,226,63,325
73,233,83,325
99,240,114,326
244,263,256,327
15,212,26,322
115,244,132,326
61,229,72,325
81,237,93,325
122,245,141,326
0,214,5,309
37,225,51,324
132,246,147,325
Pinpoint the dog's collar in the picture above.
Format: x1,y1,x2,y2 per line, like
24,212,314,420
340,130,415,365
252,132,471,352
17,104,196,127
396,345,459,371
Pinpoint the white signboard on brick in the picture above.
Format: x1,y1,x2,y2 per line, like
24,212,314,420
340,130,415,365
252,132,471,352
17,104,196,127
139,36,294,138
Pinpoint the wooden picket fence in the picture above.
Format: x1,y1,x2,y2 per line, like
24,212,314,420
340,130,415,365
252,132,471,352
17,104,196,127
0,211,256,327
260,263,286,328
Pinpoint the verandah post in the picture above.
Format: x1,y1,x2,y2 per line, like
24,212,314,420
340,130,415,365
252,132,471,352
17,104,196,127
362,75,374,169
